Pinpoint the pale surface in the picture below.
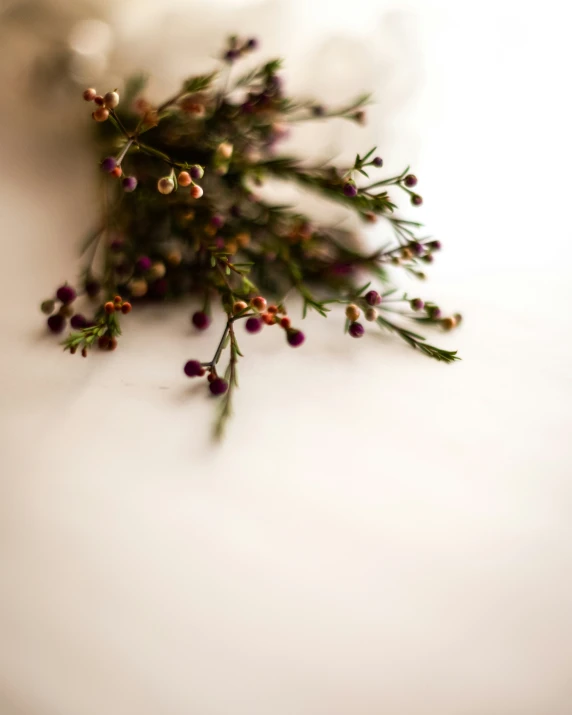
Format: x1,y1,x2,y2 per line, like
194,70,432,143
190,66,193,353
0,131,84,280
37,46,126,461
1,1,572,714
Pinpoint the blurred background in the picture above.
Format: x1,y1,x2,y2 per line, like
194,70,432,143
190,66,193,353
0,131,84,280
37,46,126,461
1,1,572,714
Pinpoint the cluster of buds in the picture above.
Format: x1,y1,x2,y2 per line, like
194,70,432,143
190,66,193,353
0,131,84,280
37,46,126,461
83,87,120,122
235,296,305,346
41,284,87,334
223,36,259,63
100,155,137,192
156,167,204,198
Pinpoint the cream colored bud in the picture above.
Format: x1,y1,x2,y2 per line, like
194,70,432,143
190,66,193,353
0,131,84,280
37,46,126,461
365,307,378,321
157,177,175,194
129,279,148,297
103,91,120,109
345,303,360,322
149,262,166,280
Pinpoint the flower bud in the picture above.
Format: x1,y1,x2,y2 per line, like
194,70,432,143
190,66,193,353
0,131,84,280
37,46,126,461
178,171,192,187
157,177,175,194
365,307,378,321
103,91,119,109
345,303,360,322
129,279,148,297
190,165,204,180
441,316,457,331
365,290,381,306
83,88,97,101
217,142,233,160
92,107,109,122
233,300,247,314
404,174,418,188
190,184,203,199
149,262,166,280
41,299,55,315
251,296,267,311
410,298,424,311
166,249,182,266
348,322,365,338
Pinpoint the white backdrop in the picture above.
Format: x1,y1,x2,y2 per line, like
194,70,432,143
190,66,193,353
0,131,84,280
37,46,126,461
1,1,572,713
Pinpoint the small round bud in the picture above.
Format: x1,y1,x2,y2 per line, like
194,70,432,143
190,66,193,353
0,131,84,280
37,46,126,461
233,300,247,314
166,249,182,266
454,313,463,325
391,256,401,265
209,378,229,396
411,194,423,206
157,177,175,194
410,298,424,311
427,240,442,251
93,95,105,106
190,184,203,199
192,311,210,330
149,262,166,280
128,278,148,297
348,322,365,338
422,254,434,264
312,104,325,117
345,303,360,322
225,49,239,63
236,232,250,247
211,215,224,229
365,290,381,306
207,372,216,383
104,301,115,314
83,88,97,102
56,285,76,304
184,360,203,377
262,313,276,326
286,329,305,347
135,256,152,273
81,347,88,358
441,316,457,331
365,307,378,322
410,242,424,256
251,296,267,312
190,165,204,180
267,305,278,314
93,107,109,122
121,302,132,314
47,314,65,333
217,142,233,160
372,156,383,167
427,306,442,320
70,314,87,329
354,110,366,125
69,346,77,355
401,247,413,260
245,316,262,333
279,316,291,329
246,37,258,50
98,335,110,349
343,182,357,198
177,171,192,187
103,91,119,109
404,174,418,188
41,299,55,315
108,337,118,351
110,167,122,178
58,304,74,318
122,176,137,192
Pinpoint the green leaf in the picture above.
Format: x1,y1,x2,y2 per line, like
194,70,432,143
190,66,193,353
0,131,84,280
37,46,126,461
183,71,218,94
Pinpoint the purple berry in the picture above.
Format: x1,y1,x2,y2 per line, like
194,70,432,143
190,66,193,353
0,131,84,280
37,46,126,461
122,176,137,192
428,240,442,251
246,38,258,50
101,156,117,173
343,182,357,198
225,49,239,62
422,254,434,263
372,156,383,167
404,174,418,188
411,194,423,206
349,322,365,338
427,306,442,320
209,377,229,396
135,256,152,273
211,215,225,229
47,314,65,333
410,242,424,256
70,314,87,329
245,316,262,333
410,298,424,311
190,165,202,180
184,359,203,377
192,311,210,330
286,329,305,347
56,285,76,304
365,290,381,306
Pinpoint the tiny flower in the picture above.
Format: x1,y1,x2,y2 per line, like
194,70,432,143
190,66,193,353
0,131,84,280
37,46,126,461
103,91,119,109
56,284,76,304
192,311,210,330
190,184,203,199
279,316,291,329
427,306,442,320
177,171,192,187
245,316,262,333
427,240,442,251
135,256,152,273
211,215,224,229
92,107,109,122
410,242,424,256
166,249,182,266
149,262,166,280
104,301,115,314
47,314,65,333
128,278,148,297
217,142,233,160
441,316,457,331
184,359,203,377
59,304,73,318
209,377,229,396
343,181,357,197
410,298,424,311
372,156,383,167
233,300,247,314
110,167,122,178
262,313,275,325
365,307,378,321
190,165,204,180
404,174,418,188
70,314,87,329
93,95,105,106
251,296,267,311
345,303,360,322
122,176,137,192
83,88,97,101
348,322,365,338
411,194,423,206
121,302,132,314
365,290,381,306
85,280,101,298
157,176,175,194
41,299,55,315
286,329,305,347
